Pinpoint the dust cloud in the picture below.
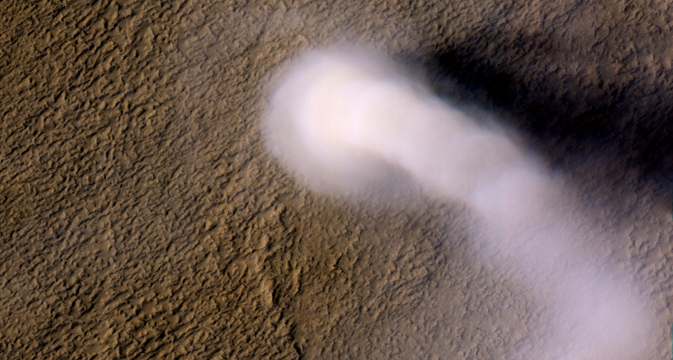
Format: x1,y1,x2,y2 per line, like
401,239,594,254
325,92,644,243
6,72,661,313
261,48,654,359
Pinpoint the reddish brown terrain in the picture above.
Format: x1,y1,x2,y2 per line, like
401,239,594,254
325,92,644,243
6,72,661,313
1,0,672,359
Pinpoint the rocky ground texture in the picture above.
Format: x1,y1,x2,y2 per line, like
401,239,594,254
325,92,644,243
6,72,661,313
1,0,672,359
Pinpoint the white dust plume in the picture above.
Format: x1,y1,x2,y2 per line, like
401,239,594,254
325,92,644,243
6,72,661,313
260,48,654,359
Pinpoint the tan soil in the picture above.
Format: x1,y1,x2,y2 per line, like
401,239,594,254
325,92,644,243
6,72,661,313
0,0,671,359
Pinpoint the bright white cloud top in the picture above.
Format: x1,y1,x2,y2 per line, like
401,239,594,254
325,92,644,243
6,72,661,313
261,48,654,359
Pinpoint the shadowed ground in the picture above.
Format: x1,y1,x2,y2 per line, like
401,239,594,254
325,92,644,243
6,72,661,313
0,0,671,359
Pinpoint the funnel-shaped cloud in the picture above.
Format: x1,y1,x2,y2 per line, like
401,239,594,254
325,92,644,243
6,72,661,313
261,48,654,359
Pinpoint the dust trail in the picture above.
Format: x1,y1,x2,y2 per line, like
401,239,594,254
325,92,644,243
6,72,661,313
261,48,654,359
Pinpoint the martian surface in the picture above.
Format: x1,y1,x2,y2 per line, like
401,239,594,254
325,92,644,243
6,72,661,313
0,0,672,359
